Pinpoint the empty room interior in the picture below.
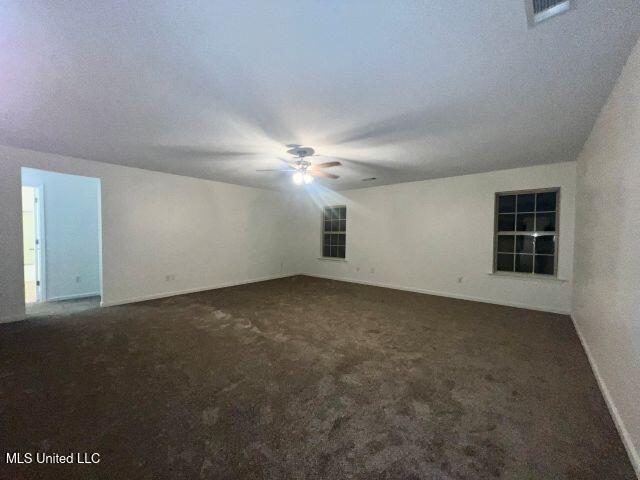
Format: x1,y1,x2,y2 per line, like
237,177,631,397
1,1,639,479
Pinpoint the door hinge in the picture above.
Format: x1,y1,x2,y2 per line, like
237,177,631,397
36,281,40,286
35,239,40,245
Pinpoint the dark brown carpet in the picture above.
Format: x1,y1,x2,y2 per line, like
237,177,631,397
0,276,634,479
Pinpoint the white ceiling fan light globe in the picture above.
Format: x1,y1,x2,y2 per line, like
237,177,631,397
303,173,314,184
292,171,304,185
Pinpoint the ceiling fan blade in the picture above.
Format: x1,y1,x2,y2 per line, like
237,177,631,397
312,170,340,179
312,161,342,169
256,168,296,172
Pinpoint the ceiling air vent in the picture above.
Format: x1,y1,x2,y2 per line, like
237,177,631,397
526,0,574,26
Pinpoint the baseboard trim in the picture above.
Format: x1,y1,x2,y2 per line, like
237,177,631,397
301,273,571,315
571,315,640,478
0,312,27,324
47,291,101,302
100,273,297,308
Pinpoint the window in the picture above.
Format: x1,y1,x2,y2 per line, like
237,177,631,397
494,189,559,276
322,206,346,259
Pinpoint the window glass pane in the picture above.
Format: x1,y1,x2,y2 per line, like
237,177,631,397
495,189,559,277
498,214,515,231
516,213,535,231
516,235,534,254
535,235,555,255
497,235,515,253
515,254,533,273
498,195,516,213
517,194,535,212
536,191,557,212
536,212,556,232
534,255,554,275
496,254,514,272
324,207,346,257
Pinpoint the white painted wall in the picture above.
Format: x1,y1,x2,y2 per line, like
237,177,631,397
293,162,576,314
22,168,101,301
0,148,577,319
0,145,295,322
573,38,640,475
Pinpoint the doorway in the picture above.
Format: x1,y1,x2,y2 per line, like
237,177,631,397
22,185,43,304
21,167,102,316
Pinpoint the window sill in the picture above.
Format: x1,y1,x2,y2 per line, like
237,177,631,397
317,257,348,262
487,272,568,283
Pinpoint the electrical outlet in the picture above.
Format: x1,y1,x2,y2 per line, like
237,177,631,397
76,276,81,283
165,274,176,282
457,276,463,283
370,267,375,274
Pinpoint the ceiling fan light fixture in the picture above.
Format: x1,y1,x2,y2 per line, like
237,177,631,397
292,171,304,185
257,145,341,184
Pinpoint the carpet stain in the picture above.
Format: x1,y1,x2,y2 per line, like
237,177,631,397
201,407,219,426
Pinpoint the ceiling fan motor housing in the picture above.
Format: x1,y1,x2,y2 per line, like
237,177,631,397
286,146,315,158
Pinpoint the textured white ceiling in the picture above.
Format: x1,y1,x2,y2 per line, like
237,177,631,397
1,1,639,190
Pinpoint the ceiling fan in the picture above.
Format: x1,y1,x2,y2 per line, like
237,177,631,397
257,145,342,185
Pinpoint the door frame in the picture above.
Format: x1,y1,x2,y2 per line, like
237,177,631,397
34,185,46,302
22,184,46,303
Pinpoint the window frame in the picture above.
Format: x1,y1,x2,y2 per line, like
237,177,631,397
493,187,560,277
321,205,347,259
